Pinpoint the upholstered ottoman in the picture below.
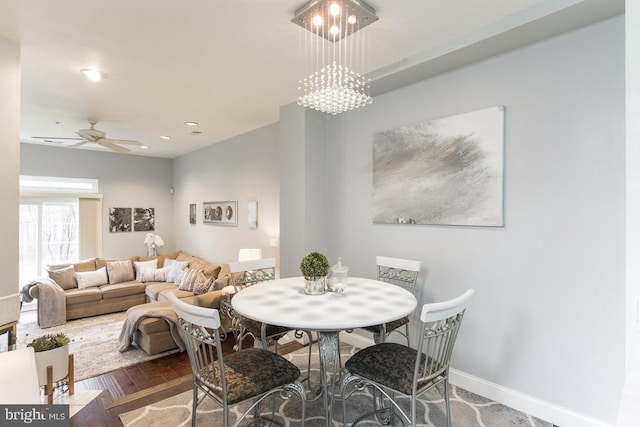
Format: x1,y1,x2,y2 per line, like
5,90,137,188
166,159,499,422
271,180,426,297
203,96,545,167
134,317,177,355
132,292,230,355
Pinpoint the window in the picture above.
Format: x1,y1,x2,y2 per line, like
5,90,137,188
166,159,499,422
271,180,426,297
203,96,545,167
19,199,79,285
19,176,102,291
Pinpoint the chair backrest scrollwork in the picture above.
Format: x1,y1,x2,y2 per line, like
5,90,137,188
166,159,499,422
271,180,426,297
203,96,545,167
376,256,422,294
228,258,276,293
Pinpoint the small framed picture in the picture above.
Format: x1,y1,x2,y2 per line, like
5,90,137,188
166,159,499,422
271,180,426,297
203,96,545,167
189,204,196,224
203,201,237,226
247,200,257,229
109,207,132,232
134,208,155,231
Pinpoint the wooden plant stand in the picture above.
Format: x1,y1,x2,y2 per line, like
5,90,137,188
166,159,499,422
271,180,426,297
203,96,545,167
43,353,74,404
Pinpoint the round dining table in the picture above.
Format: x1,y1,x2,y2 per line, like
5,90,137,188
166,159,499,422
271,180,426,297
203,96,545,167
231,276,417,426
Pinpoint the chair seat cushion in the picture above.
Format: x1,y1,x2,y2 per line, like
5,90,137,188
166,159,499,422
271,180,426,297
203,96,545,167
362,316,409,335
210,348,301,404
239,318,290,339
345,342,435,395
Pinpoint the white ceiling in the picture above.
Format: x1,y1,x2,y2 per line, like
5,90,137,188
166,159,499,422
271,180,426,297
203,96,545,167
0,0,624,158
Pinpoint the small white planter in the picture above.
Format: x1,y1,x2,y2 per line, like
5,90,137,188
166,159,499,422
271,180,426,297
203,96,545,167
34,344,69,386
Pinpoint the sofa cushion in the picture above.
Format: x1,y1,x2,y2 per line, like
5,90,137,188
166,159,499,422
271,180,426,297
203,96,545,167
106,259,135,284
192,271,214,295
194,291,225,309
158,288,194,301
138,266,170,282
134,259,158,282
47,265,77,290
177,268,203,291
137,255,166,268
145,282,178,301
48,258,96,273
64,287,102,305
76,267,108,289
163,251,181,260
100,281,146,299
137,316,170,334
164,259,188,283
95,257,138,270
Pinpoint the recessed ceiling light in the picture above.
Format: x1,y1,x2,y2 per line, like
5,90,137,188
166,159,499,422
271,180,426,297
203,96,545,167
184,121,199,127
160,136,171,140
140,145,149,150
80,68,107,82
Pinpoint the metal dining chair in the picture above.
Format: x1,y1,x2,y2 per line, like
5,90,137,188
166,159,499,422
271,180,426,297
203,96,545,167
227,258,292,352
167,293,306,427
341,289,474,427
361,256,422,345
227,258,317,392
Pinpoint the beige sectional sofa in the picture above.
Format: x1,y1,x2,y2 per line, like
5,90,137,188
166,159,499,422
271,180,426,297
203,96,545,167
26,250,235,355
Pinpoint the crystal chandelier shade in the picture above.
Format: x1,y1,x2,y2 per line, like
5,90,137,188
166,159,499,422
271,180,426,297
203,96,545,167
292,0,378,115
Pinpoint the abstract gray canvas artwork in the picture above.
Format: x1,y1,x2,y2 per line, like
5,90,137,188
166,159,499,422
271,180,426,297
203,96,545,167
373,106,504,226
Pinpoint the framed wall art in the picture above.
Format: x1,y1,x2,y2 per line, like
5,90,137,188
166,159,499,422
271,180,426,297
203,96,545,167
189,204,197,224
109,207,132,232
134,208,155,231
372,106,505,227
247,200,257,229
203,201,237,226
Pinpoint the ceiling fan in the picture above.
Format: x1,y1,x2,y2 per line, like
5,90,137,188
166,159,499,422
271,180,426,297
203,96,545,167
32,119,142,153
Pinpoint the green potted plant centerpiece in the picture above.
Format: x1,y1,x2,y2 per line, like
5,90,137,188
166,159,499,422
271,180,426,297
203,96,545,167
27,333,72,400
300,252,330,295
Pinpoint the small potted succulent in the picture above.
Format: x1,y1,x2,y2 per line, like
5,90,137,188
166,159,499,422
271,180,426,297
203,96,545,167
28,333,71,387
300,252,330,295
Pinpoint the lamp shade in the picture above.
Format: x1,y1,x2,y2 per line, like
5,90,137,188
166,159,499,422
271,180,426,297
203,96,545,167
238,248,262,262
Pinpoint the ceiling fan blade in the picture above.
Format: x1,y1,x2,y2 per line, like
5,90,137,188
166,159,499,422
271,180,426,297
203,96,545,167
32,136,85,140
100,138,142,146
98,140,131,153
66,141,89,149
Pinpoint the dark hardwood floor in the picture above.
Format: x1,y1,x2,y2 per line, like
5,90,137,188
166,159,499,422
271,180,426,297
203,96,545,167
69,337,304,427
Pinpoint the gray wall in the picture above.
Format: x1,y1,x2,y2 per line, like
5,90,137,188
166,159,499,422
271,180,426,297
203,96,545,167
171,123,280,266
20,144,174,258
300,16,622,423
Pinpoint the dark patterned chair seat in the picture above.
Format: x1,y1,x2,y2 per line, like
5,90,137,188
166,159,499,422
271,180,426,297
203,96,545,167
344,342,442,395
200,348,300,405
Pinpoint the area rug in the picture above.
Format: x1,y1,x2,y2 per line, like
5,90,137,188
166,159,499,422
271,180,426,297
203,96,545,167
13,311,179,381
119,344,552,427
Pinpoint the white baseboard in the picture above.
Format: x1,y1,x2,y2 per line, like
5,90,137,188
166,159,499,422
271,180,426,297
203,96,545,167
339,330,375,349
338,332,611,427
449,369,612,427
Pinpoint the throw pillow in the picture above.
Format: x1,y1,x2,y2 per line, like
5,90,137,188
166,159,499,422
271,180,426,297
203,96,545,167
47,265,77,290
192,271,214,295
134,259,158,282
76,267,108,289
106,259,135,284
165,259,188,283
138,266,171,282
178,268,204,292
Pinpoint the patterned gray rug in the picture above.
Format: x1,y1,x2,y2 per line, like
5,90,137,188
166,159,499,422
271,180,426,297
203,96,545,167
119,344,552,426
10,310,178,381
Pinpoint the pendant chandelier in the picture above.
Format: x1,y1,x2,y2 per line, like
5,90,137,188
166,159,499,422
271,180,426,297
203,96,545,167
292,0,378,115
